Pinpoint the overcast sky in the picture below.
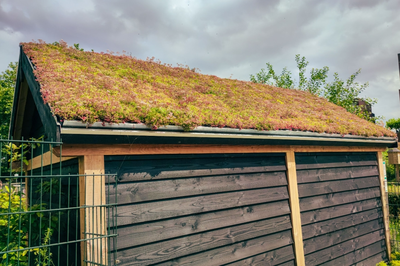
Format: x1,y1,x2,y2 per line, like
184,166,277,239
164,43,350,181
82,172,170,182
0,0,399,122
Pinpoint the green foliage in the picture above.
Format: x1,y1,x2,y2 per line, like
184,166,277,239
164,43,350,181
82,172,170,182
388,192,400,217
32,228,54,266
377,259,400,266
324,69,376,122
387,118,400,133
376,252,400,265
0,139,55,266
0,62,17,139
0,185,57,265
251,55,378,123
250,55,329,95
384,150,396,181
1,136,43,176
73,43,84,52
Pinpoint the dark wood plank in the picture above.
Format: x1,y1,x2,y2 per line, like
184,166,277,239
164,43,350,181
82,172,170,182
115,200,290,250
305,230,385,265
354,250,388,266
224,245,294,266
115,186,289,226
319,240,386,266
302,208,382,240
298,176,380,198
301,198,382,225
296,165,379,184
116,220,292,266
110,171,287,204
276,261,295,266
303,220,383,255
299,187,381,212
295,153,377,170
156,230,293,266
106,154,286,182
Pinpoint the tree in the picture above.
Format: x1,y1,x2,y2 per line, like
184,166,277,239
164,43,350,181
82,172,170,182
250,55,329,95
387,118,400,134
250,55,376,122
0,62,17,138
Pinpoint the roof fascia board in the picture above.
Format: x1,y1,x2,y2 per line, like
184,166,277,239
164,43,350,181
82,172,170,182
60,127,397,148
62,120,397,143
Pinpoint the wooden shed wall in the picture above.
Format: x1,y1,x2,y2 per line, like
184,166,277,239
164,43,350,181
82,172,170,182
105,153,296,265
295,152,388,265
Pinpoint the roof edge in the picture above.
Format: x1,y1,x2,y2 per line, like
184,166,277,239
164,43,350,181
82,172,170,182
61,120,397,147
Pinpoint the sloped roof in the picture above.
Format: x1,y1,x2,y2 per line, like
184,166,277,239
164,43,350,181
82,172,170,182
20,41,395,138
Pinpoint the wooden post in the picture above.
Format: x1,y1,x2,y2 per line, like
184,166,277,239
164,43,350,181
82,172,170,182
286,151,305,266
79,155,107,265
377,152,391,258
388,149,400,182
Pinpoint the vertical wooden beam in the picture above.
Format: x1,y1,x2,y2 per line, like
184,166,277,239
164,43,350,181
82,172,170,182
377,152,391,258
286,151,305,266
79,155,107,265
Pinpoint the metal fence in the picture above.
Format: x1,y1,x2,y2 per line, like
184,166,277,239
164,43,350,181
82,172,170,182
0,138,117,266
388,182,400,254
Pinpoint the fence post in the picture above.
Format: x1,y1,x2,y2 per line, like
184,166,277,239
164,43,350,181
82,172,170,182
378,152,391,258
79,155,107,265
286,151,305,266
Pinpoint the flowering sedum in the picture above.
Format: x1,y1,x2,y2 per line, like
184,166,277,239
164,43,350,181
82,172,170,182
21,41,396,137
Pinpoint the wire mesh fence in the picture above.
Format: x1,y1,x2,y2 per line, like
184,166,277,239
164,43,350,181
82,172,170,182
388,181,400,254
0,138,117,266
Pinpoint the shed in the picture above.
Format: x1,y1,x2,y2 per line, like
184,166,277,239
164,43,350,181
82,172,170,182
10,41,398,265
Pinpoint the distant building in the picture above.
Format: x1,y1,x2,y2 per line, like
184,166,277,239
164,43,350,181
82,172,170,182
354,98,375,121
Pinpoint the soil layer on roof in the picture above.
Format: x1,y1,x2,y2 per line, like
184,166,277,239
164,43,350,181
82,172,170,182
21,41,396,137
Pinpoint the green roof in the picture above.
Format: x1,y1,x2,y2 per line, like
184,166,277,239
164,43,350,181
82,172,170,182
21,41,396,137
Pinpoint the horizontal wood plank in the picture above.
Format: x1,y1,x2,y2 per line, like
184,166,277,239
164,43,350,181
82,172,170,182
115,200,290,249
353,250,388,266
115,187,289,226
276,260,295,266
301,198,382,225
303,220,383,255
109,171,287,204
224,245,295,266
106,154,286,182
296,165,379,184
320,240,386,266
302,208,383,239
305,230,385,265
56,144,385,157
27,151,75,170
155,230,294,266
295,153,378,170
299,187,381,212
298,176,380,198
116,216,292,265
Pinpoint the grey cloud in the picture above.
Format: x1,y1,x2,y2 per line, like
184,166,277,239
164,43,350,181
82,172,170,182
0,0,399,120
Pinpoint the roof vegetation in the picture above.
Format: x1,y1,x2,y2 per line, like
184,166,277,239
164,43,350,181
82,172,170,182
21,41,395,137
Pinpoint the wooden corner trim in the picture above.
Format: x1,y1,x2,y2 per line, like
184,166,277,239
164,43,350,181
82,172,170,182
377,152,391,258
286,151,305,266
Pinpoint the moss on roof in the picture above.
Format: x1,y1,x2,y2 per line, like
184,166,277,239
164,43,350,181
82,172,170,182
21,41,395,137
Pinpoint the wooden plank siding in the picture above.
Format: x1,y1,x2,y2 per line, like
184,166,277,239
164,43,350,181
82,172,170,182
295,152,388,266
105,153,296,265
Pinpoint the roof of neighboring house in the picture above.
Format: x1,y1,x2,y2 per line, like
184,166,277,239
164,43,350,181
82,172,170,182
17,41,396,139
